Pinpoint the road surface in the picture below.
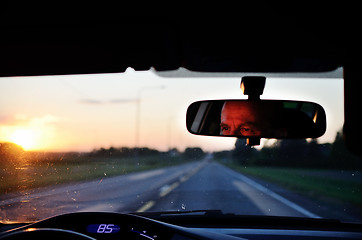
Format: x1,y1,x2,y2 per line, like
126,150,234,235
144,162,318,217
1,160,360,222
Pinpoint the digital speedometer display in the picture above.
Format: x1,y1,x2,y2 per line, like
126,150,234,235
87,224,121,233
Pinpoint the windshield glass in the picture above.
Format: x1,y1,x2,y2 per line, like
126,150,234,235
1,69,361,223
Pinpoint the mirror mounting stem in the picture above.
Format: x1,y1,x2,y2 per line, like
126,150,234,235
240,76,266,101
247,137,260,146
240,76,266,146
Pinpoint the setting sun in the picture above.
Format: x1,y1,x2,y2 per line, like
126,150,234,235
0,114,59,151
9,129,37,150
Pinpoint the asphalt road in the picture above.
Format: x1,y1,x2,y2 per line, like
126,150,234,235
140,162,319,218
1,160,359,222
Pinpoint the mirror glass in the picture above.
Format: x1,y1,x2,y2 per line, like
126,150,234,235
186,100,326,138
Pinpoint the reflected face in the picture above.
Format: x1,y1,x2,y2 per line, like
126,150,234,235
220,101,263,136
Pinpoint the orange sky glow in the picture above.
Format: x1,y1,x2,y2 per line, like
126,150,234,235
0,69,344,152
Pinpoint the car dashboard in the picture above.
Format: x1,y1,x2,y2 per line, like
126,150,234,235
1,212,362,240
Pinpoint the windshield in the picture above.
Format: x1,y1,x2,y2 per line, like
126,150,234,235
1,69,361,223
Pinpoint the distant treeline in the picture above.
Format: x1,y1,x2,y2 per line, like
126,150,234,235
88,146,206,160
0,142,206,166
215,130,362,169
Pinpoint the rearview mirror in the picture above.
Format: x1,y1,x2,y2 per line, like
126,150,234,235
186,100,326,139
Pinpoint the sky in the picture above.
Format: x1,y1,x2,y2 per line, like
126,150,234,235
0,68,344,152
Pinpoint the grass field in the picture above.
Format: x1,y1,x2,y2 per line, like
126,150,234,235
224,163,362,209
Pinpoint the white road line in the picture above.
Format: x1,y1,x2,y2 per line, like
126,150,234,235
128,169,165,181
136,161,208,212
226,166,321,218
159,182,180,197
136,201,155,212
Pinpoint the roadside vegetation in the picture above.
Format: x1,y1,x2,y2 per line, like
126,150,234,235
215,130,362,209
0,143,205,194
225,164,362,209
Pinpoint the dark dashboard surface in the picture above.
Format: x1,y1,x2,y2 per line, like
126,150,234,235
1,212,362,240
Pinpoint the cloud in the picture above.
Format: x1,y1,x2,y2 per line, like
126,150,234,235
0,114,59,126
79,98,138,105
108,98,138,104
79,99,104,105
0,114,30,124
0,115,13,124
30,115,59,125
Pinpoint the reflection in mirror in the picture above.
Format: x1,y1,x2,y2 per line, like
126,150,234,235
186,100,326,139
